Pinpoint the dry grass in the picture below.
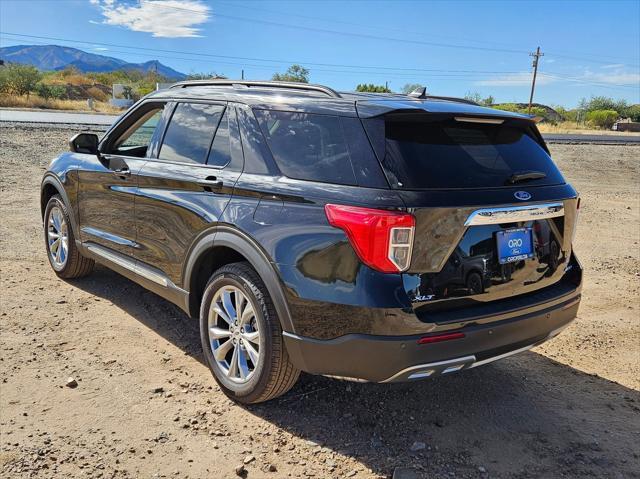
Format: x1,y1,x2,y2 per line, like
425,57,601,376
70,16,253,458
537,121,640,136
0,94,124,114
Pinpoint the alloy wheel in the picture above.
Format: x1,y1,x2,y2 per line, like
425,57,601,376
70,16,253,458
47,206,69,269
208,285,260,383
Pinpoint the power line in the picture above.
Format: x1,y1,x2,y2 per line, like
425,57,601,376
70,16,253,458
1,33,637,91
148,0,640,67
0,34,531,80
0,32,526,74
212,0,640,65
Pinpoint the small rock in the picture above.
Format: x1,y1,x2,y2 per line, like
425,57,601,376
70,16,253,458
478,466,487,473
234,464,246,476
268,464,277,472
346,470,357,477
151,387,164,394
409,441,426,452
65,377,78,388
243,455,255,464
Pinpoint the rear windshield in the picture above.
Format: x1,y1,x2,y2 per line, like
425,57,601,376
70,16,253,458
363,116,565,189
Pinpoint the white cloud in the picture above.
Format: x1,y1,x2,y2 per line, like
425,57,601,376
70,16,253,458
583,66,640,85
601,63,626,70
475,73,555,87
92,0,211,38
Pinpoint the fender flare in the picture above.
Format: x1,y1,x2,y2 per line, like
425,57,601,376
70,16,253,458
183,226,296,334
41,173,80,238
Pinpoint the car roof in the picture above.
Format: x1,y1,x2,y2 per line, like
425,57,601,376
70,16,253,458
147,80,531,120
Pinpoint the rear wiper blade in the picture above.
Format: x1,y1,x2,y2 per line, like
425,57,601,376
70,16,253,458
506,170,547,185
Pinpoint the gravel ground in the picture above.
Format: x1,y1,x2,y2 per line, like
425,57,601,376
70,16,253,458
1,124,639,479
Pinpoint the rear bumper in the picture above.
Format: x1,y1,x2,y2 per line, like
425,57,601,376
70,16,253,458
283,293,580,383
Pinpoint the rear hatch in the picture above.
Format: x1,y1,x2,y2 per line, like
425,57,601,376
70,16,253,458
358,101,581,322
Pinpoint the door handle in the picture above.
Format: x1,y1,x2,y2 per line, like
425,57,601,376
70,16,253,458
198,176,224,191
113,167,131,177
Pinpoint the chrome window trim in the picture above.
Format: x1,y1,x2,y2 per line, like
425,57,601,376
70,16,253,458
464,202,564,226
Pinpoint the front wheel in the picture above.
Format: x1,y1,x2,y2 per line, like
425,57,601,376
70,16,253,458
199,262,300,403
44,195,94,279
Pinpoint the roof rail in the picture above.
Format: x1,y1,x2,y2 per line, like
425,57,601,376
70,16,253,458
169,80,342,98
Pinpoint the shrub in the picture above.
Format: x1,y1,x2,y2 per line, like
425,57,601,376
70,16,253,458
586,110,619,129
0,63,42,96
35,82,67,100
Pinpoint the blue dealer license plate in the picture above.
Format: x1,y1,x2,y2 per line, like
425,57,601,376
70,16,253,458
496,228,534,264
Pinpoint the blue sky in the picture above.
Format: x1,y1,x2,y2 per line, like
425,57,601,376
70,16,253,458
1,0,639,107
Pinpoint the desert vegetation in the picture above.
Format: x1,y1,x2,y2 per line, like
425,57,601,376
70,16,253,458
0,63,174,112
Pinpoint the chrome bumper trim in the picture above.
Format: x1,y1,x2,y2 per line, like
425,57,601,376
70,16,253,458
464,202,564,226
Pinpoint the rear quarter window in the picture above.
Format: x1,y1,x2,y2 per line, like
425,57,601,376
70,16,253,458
363,116,565,189
254,110,357,185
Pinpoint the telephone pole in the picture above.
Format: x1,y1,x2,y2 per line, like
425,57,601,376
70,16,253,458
528,46,544,114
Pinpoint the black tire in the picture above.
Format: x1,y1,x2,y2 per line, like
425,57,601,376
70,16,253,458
199,261,300,404
466,271,484,294
44,195,95,279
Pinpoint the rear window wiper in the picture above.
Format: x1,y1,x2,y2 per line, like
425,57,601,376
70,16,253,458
506,170,547,185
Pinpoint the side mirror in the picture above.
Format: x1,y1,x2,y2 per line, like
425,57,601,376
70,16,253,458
69,133,99,155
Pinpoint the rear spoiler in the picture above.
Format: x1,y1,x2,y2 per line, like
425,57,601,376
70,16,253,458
355,99,533,121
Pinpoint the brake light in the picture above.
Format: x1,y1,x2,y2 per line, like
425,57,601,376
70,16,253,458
324,204,415,273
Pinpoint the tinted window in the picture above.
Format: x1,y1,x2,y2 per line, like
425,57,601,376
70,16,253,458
364,117,565,189
207,109,231,167
237,105,271,174
255,110,356,185
113,106,164,157
160,103,224,164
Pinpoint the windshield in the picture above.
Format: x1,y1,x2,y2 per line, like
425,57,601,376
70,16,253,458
363,116,565,189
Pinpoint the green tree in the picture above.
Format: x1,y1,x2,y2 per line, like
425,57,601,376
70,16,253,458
356,83,391,93
579,96,628,115
272,64,309,83
0,63,42,97
186,72,227,80
586,110,619,129
464,91,494,106
402,83,423,94
464,91,483,103
625,104,640,122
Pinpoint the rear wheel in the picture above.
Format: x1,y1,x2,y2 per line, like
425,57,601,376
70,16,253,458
44,195,94,279
199,262,300,403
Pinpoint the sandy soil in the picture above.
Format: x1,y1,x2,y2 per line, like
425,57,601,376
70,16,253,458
1,124,639,479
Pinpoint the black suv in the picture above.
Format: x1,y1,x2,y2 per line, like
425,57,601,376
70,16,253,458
41,80,582,403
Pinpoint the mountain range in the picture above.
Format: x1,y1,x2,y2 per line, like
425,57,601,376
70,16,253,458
0,45,186,80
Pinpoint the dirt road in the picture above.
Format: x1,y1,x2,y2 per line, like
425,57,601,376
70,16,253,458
1,124,639,479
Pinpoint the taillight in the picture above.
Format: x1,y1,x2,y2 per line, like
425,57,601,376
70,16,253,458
324,204,415,273
572,196,581,244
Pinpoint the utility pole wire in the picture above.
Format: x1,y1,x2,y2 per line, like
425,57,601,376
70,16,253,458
528,46,544,114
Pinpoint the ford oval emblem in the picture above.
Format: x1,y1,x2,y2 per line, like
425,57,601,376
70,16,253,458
514,191,532,201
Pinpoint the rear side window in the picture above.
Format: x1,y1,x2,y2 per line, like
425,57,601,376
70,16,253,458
160,103,224,164
363,116,565,189
255,110,356,185
207,109,231,168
